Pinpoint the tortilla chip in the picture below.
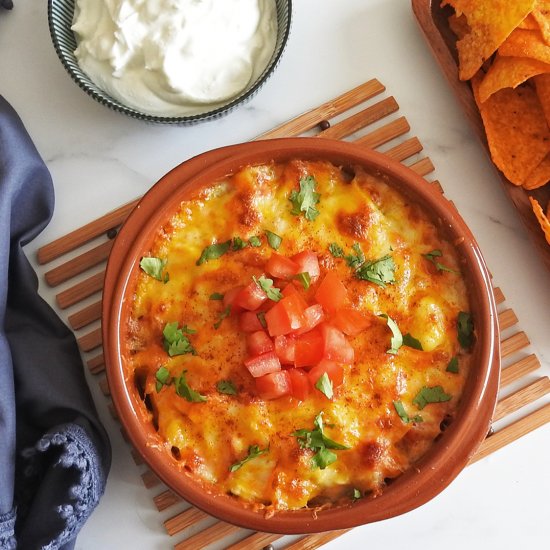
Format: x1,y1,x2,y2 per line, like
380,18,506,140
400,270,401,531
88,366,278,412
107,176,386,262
532,1,550,45
478,54,550,103
534,73,550,127
472,74,550,185
529,196,550,244
449,13,470,40
442,0,536,80
519,13,539,29
499,28,550,63
524,154,550,188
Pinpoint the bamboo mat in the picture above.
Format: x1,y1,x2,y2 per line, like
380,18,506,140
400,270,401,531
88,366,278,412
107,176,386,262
36,79,550,549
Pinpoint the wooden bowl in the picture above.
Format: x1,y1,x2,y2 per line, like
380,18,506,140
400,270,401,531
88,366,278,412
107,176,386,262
103,137,500,533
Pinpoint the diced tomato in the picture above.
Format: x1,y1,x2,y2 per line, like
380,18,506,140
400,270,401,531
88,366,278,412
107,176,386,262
294,329,324,368
308,359,344,391
266,253,300,280
288,368,311,401
314,271,348,313
281,282,309,309
295,304,325,335
291,251,320,279
264,294,306,336
223,285,245,313
255,370,291,400
234,281,267,311
331,307,372,336
246,331,274,356
244,351,281,378
239,311,265,332
320,324,355,363
274,334,295,364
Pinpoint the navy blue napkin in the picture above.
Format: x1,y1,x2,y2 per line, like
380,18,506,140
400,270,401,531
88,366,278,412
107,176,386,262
0,97,111,549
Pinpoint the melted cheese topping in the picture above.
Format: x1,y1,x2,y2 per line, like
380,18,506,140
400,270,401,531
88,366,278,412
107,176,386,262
125,160,473,511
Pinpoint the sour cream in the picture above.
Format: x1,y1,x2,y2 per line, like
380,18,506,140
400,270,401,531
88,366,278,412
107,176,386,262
72,0,278,116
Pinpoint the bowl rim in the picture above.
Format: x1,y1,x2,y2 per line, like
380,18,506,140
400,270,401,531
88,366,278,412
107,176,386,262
103,137,500,533
47,0,293,124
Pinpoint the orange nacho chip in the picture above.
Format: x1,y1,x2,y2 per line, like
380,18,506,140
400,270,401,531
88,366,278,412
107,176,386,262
534,73,550,127
524,154,550,189
529,196,550,244
532,1,550,45
499,28,550,63
519,13,539,29
478,54,550,103
448,13,470,40
442,0,536,80
471,74,550,185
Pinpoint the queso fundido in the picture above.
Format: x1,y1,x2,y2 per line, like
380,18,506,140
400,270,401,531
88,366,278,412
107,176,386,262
123,157,476,512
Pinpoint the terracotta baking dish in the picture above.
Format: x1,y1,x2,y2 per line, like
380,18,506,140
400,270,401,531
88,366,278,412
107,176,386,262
102,137,500,533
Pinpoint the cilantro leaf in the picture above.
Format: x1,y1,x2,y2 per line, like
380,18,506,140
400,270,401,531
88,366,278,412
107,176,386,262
255,275,282,302
457,311,474,349
196,240,231,265
217,380,237,395
393,400,423,424
140,257,169,283
295,272,311,290
292,412,349,470
412,386,452,410
446,356,459,374
232,237,248,250
328,243,344,258
209,292,224,300
379,314,403,354
230,445,269,472
345,243,365,269
423,249,459,274
289,176,320,221
174,371,207,402
214,305,231,330
249,235,262,247
356,254,396,287
155,366,171,392
314,372,334,399
402,333,423,350
264,230,282,250
353,488,362,500
163,322,196,356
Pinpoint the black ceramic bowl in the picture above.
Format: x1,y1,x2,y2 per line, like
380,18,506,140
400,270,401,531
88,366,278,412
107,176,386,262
48,0,292,124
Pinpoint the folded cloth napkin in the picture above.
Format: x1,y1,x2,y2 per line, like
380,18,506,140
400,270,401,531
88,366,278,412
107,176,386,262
0,97,111,549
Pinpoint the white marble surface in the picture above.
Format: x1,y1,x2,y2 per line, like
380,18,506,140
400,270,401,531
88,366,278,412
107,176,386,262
1,1,550,549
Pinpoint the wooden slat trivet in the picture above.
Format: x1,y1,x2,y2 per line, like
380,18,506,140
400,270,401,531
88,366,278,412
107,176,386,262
35,79,550,550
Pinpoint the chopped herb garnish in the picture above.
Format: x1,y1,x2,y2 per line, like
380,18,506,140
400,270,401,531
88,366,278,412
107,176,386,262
295,272,311,290
314,372,334,399
216,380,237,395
163,322,196,356
264,230,282,250
257,311,267,329
289,176,320,221
232,236,248,250
353,488,362,500
174,371,207,402
196,240,231,265
345,243,365,269
356,254,396,287
402,333,423,350
249,235,262,247
293,412,349,470
393,400,423,424
214,305,231,329
457,311,474,349
155,366,171,392
412,386,452,410
209,292,224,301
328,242,345,258
255,275,283,302
140,257,169,283
379,314,403,354
446,356,459,374
230,445,269,472
423,249,459,274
